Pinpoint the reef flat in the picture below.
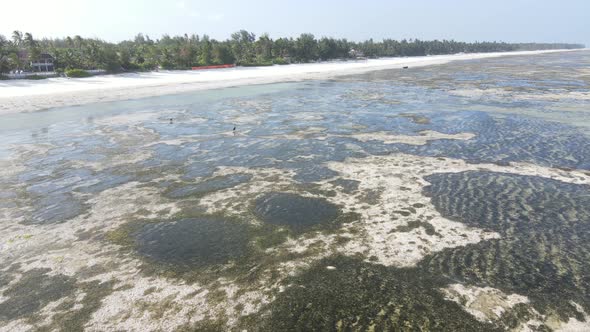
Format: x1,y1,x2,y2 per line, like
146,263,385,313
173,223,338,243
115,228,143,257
1,51,589,331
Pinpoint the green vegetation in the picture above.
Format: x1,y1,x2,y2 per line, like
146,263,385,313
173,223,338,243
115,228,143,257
0,268,76,321
65,68,91,78
241,255,500,331
0,30,584,74
39,280,115,332
107,215,284,284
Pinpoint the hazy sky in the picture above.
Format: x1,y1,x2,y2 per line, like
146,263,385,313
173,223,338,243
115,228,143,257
1,0,588,45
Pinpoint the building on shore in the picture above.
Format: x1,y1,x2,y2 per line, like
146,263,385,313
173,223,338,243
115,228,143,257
348,49,366,59
17,51,55,72
31,53,55,72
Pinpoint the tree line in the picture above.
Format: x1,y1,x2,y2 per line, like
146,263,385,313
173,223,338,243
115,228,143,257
0,29,584,74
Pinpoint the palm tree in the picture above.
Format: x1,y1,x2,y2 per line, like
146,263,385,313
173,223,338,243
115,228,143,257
29,46,41,68
0,55,10,74
9,53,23,70
84,40,100,68
0,35,10,74
74,35,83,49
12,30,23,46
24,33,37,49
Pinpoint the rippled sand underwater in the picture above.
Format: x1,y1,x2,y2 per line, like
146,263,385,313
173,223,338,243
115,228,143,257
0,51,589,331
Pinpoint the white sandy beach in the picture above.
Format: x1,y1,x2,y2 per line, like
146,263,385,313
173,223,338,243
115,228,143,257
0,49,580,114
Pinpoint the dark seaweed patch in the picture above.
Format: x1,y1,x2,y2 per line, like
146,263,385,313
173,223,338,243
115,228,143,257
253,192,340,232
359,188,383,205
399,113,431,124
244,256,499,331
75,174,132,194
27,193,86,224
108,215,306,284
39,280,115,332
164,173,252,199
328,178,360,193
392,112,590,170
393,210,411,217
25,169,93,196
133,218,252,269
392,219,439,236
293,166,339,183
421,171,590,320
0,268,76,321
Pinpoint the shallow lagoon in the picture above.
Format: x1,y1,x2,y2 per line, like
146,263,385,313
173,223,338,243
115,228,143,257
0,51,589,331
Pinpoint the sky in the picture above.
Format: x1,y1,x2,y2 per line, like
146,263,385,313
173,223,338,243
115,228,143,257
1,0,589,46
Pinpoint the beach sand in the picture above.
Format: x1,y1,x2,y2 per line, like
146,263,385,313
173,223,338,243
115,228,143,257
0,49,580,114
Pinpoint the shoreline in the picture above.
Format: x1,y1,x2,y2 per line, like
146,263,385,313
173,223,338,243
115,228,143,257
0,49,583,115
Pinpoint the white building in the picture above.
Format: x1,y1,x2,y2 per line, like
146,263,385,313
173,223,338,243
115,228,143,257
18,51,55,72
30,53,55,72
